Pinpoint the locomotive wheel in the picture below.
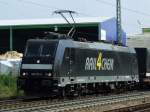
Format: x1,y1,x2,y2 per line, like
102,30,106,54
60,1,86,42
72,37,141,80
64,84,79,97
58,87,66,98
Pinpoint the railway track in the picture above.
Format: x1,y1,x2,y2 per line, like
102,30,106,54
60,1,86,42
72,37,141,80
105,102,150,112
1,91,150,112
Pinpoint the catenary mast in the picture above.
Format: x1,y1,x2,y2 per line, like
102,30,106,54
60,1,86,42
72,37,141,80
116,0,122,44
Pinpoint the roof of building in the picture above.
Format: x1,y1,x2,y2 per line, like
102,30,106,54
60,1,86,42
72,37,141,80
0,17,112,27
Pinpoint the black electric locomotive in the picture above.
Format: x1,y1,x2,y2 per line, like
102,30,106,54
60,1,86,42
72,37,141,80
17,34,139,96
17,10,150,97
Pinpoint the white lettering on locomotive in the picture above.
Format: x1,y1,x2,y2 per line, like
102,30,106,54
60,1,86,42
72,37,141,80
85,52,114,71
102,58,114,71
85,57,96,70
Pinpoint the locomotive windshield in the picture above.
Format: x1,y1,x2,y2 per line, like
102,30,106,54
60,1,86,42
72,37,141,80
25,41,58,57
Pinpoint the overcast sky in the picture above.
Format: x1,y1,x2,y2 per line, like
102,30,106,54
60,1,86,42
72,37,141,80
0,0,150,34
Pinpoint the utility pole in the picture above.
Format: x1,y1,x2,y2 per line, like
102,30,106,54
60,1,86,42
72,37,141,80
116,0,122,44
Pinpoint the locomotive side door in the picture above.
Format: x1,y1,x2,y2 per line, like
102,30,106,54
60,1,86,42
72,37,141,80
69,48,76,81
64,48,75,78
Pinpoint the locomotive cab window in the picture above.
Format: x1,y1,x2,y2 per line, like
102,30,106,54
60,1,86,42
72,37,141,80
41,43,57,57
25,41,58,57
25,43,40,57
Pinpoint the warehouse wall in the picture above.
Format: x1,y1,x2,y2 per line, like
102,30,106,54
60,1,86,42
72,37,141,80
0,26,98,53
0,30,10,53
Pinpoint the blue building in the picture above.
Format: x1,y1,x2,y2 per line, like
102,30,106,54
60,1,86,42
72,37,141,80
100,17,126,45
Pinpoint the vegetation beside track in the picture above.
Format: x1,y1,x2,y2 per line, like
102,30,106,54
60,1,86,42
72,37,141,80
0,74,23,99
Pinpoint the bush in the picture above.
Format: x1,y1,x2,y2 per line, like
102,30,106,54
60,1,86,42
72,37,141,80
0,74,23,99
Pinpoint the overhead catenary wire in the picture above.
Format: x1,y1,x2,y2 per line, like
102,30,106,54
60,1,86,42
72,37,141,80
0,0,148,28
17,0,60,10
95,0,150,28
0,0,9,5
16,0,145,28
17,0,150,28
1,0,150,18
96,0,150,17
17,0,95,17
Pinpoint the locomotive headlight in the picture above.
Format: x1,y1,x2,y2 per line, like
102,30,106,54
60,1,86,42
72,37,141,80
22,72,28,76
45,73,52,77
22,72,26,76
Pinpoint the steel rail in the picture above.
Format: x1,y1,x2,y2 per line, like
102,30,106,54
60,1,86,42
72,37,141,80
1,91,150,112
104,102,150,112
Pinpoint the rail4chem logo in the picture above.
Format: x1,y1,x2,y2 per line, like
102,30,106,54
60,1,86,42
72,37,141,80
85,52,114,71
96,52,102,70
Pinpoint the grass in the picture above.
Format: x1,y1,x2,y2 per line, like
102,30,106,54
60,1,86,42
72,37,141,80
0,74,24,99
